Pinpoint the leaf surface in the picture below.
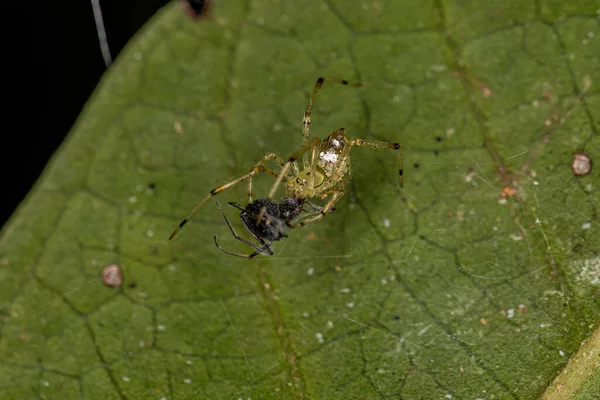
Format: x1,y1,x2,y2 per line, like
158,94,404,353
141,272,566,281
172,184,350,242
1,1,599,399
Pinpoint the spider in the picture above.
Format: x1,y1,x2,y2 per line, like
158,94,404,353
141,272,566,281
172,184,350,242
169,77,404,258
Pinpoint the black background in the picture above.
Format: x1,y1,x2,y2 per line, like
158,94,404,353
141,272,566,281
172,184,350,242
3,1,171,228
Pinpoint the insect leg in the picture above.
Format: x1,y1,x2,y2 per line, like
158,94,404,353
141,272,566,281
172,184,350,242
213,203,273,259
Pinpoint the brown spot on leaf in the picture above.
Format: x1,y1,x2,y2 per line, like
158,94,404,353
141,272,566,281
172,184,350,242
571,153,592,176
102,264,123,288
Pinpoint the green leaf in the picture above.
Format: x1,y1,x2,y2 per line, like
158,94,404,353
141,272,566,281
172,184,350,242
1,1,599,399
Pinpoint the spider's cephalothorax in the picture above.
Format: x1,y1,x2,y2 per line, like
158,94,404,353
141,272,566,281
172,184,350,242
170,77,404,258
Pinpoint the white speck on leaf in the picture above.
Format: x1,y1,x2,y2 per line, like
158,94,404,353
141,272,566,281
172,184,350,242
43,381,49,387
582,222,591,230
128,195,137,203
383,218,391,228
307,267,314,276
340,288,351,293
316,332,324,343
122,376,130,382
507,309,515,319
157,325,165,331
347,302,355,309
559,350,565,356
327,320,334,328
381,278,388,285
303,312,310,318
445,395,452,399
146,230,154,238
186,360,193,365
183,378,191,384
168,264,177,272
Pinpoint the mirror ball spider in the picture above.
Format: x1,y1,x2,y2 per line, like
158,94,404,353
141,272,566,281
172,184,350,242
169,77,404,259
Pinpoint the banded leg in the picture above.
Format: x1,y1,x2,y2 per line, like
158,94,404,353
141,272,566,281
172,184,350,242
247,152,287,203
353,138,404,188
213,203,272,259
302,77,361,169
169,152,286,240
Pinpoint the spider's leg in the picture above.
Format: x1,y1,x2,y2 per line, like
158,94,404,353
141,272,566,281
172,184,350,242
353,138,403,188
246,152,287,203
255,138,321,225
213,203,273,259
304,201,324,212
306,142,319,194
304,200,336,213
169,153,284,240
302,77,360,169
291,185,345,228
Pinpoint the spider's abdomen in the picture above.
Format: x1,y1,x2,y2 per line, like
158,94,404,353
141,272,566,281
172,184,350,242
318,128,350,180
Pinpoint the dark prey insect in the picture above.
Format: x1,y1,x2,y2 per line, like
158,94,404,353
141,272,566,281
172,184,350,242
169,77,404,258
